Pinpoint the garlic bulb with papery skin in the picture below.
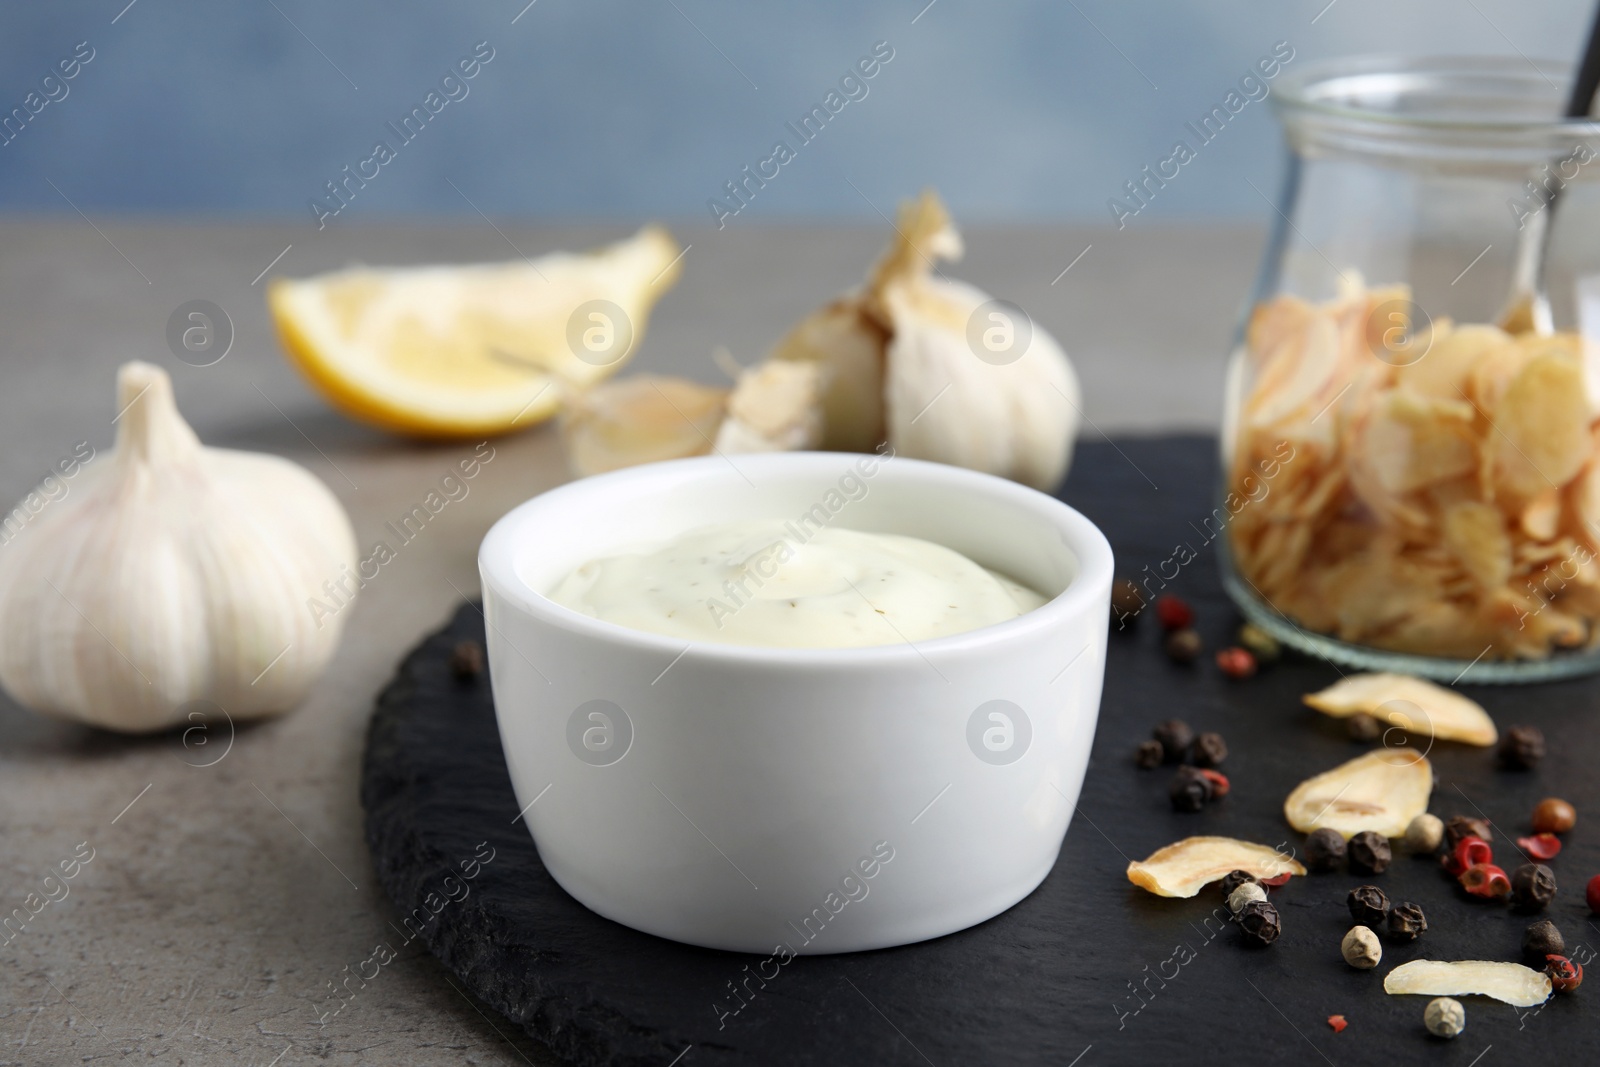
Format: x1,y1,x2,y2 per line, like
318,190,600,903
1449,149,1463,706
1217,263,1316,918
0,362,358,732
876,193,1080,491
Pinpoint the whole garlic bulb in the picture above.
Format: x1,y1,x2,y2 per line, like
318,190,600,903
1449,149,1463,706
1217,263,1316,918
0,362,358,732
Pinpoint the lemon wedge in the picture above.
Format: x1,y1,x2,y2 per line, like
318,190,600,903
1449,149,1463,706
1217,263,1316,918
267,225,683,437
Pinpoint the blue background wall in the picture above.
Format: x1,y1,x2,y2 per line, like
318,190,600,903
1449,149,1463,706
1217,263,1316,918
0,0,1586,223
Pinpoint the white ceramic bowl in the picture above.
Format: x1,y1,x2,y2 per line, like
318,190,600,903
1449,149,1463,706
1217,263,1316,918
479,452,1112,954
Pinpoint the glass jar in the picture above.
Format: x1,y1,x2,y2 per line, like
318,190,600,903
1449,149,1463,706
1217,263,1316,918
1220,56,1600,682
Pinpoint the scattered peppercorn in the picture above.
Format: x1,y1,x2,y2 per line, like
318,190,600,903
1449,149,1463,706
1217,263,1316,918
1189,731,1228,767
1237,900,1281,946
1340,925,1382,969
1444,815,1493,850
1259,871,1292,888
1404,813,1444,855
1588,873,1600,914
1497,725,1545,770
1547,955,1583,993
1532,797,1577,835
1510,863,1556,912
1326,1015,1347,1033
1227,882,1267,914
449,639,485,681
1387,901,1428,943
1424,997,1465,1039
1348,885,1390,927
1168,766,1211,812
1523,919,1565,964
1163,628,1202,664
1152,719,1194,764
1304,828,1347,873
1197,769,1230,798
1517,833,1562,862
1460,862,1512,900
1215,646,1257,680
1220,870,1259,898
1346,713,1382,742
1237,622,1280,663
1110,579,1145,624
1348,831,1392,875
1155,594,1194,630
1444,835,1494,877
1134,739,1164,769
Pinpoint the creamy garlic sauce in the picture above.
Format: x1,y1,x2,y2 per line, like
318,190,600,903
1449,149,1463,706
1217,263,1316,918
546,520,1046,649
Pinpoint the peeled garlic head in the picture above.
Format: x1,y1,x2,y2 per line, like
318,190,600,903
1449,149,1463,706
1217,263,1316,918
0,363,359,732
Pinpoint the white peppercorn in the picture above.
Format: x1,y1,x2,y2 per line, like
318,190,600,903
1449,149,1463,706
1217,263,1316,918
1227,882,1268,914
1404,813,1444,854
1424,997,1465,1039
1340,925,1382,969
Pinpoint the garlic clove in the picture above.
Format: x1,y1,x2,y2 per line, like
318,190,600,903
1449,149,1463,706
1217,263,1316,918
561,374,728,477
0,362,358,732
713,360,825,454
883,274,1081,491
769,300,888,452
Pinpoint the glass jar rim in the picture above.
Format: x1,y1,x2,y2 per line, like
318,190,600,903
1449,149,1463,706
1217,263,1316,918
1273,55,1600,165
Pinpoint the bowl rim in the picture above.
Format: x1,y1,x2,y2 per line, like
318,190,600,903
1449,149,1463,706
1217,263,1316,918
477,452,1113,666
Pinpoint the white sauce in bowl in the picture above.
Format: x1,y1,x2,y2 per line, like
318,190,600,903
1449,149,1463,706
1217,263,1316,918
546,520,1046,648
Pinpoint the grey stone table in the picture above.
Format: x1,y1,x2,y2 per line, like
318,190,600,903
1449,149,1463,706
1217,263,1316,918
0,218,1259,1065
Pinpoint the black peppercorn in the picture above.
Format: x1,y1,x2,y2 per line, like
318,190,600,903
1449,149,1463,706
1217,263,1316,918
1348,884,1390,927
1111,579,1144,625
1134,739,1164,769
1497,725,1545,770
1163,628,1202,664
1304,828,1347,873
1346,713,1382,742
1189,731,1228,767
1220,870,1259,898
1348,831,1392,875
1168,766,1212,812
1237,900,1281,946
1511,863,1557,912
1386,901,1428,943
1152,719,1194,764
1523,919,1565,963
1444,815,1492,850
449,639,485,681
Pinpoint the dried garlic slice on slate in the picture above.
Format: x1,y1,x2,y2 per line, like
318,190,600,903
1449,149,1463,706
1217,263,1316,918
1303,673,1497,747
1284,748,1433,838
1126,836,1305,898
1384,960,1552,1008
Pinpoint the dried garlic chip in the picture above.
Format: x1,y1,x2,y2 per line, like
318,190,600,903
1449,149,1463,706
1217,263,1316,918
1284,748,1433,838
1384,960,1552,1008
1302,673,1497,746
1126,836,1305,899
1492,350,1591,500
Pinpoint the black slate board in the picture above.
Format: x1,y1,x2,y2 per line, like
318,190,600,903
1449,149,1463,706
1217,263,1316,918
362,436,1600,1066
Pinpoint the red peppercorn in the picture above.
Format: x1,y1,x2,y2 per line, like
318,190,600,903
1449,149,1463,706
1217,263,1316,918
1260,871,1292,888
1326,1015,1347,1033
1586,873,1600,914
1517,833,1562,862
1444,835,1493,876
1155,594,1194,630
1460,862,1512,900
1198,769,1230,798
1547,954,1583,993
1216,646,1257,680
